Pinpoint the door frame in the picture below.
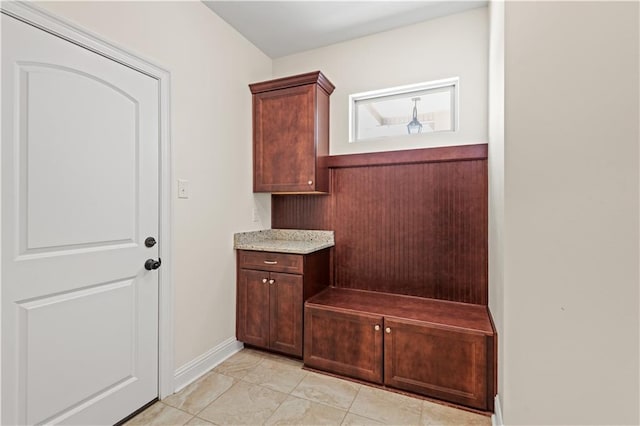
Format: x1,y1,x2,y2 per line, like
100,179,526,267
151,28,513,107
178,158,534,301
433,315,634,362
0,0,175,403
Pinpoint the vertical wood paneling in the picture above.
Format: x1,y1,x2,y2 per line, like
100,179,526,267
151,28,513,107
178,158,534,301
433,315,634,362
271,146,488,305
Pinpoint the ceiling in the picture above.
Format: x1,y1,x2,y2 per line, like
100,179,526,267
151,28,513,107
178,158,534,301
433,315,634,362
203,1,488,58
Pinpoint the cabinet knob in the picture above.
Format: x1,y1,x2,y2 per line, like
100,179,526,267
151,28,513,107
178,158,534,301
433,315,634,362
262,278,268,284
307,180,313,185
374,324,380,331
385,327,391,334
268,279,275,284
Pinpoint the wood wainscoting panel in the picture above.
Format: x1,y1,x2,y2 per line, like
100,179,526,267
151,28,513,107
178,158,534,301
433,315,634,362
271,144,488,305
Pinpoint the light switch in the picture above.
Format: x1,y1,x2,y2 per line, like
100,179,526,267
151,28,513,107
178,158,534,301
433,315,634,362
177,179,189,199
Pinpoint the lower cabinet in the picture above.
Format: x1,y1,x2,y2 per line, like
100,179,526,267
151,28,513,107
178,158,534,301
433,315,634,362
383,317,489,410
304,306,383,383
237,269,303,355
304,288,496,411
236,249,330,357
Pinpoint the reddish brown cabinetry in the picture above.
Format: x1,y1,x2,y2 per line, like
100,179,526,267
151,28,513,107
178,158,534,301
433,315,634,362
237,249,330,357
249,71,334,193
304,288,496,411
304,306,383,383
383,317,489,410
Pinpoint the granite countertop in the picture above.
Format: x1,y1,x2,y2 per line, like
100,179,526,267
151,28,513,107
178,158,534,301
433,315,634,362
233,229,334,254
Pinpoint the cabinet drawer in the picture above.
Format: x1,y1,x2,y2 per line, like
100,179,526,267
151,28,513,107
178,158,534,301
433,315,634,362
238,250,303,274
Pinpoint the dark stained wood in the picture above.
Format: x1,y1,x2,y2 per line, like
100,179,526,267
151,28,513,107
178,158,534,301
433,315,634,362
270,272,303,356
301,249,332,299
384,317,488,410
272,193,333,230
249,71,335,96
304,287,497,411
236,268,270,348
304,305,383,383
236,249,331,357
327,144,488,168
306,287,493,335
238,250,304,274
251,72,333,193
272,145,488,304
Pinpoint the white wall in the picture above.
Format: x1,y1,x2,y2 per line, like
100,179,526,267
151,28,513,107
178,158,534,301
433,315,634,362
36,1,272,370
502,2,639,424
487,0,504,419
273,7,488,155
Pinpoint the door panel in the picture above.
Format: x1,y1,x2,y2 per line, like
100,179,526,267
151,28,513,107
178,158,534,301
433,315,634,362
254,85,316,191
384,317,488,410
269,272,302,356
304,306,383,383
22,64,138,252
237,269,270,347
2,13,159,425
21,279,136,424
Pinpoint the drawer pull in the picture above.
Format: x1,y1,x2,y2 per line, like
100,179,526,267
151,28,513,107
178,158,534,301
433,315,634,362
262,278,268,284
374,325,380,331
385,327,391,334
268,279,275,285
263,260,278,265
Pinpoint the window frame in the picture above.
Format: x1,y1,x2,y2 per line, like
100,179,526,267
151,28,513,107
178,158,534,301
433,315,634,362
348,77,460,143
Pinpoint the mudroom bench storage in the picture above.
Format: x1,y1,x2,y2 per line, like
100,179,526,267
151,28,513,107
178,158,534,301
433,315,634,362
304,287,497,412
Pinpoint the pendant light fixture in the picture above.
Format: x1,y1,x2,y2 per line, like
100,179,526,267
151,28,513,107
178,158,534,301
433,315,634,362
407,97,422,134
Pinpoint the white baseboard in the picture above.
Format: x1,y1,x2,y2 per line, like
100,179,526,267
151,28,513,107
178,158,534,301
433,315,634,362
492,394,503,426
172,338,243,393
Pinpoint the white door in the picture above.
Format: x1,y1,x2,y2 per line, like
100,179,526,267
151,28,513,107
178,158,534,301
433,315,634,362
2,13,160,425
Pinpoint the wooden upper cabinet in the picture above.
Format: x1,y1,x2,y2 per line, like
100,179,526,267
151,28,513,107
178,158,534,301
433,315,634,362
250,71,334,193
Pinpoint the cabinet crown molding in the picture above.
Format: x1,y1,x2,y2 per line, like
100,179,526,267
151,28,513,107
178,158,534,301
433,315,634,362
249,71,335,95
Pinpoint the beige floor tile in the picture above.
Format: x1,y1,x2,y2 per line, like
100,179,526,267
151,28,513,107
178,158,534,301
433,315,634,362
341,412,385,425
198,381,287,425
349,386,422,425
264,395,347,425
421,401,491,426
163,371,235,414
124,402,192,426
291,372,360,410
242,357,307,393
213,349,265,379
184,416,216,425
259,351,304,367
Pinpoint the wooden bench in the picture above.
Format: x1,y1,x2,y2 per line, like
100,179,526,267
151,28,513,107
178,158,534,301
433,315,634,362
304,287,496,411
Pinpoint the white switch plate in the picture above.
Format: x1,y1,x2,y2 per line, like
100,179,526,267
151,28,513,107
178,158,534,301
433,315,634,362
177,179,189,199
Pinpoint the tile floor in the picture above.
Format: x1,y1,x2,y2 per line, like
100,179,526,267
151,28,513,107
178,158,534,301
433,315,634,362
126,348,491,426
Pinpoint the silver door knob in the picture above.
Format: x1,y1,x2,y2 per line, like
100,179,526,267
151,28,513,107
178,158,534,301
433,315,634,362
385,327,391,334
374,325,380,331
262,278,268,283
268,279,275,284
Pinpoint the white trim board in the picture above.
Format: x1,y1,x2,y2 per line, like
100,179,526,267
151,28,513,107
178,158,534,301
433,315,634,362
492,394,504,426
0,0,174,400
173,339,244,393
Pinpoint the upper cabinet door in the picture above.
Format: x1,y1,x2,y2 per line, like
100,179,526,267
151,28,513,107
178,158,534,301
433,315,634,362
250,71,334,193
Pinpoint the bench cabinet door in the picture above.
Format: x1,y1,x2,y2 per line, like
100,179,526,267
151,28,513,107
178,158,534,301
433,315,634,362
384,317,489,410
304,305,383,383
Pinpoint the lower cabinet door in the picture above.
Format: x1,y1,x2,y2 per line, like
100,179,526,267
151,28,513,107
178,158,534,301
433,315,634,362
237,269,270,348
269,272,303,356
383,317,488,410
304,305,383,383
